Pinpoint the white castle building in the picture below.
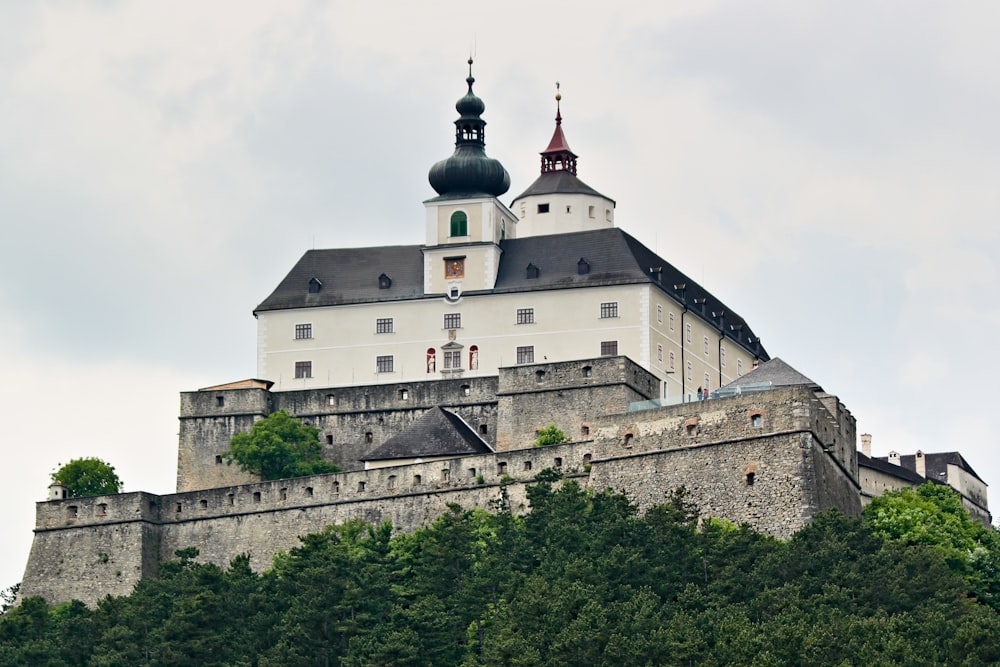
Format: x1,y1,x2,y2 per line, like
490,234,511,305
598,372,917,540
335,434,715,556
254,62,768,401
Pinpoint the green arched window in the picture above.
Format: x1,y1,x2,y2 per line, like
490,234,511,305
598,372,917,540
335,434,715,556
450,211,468,237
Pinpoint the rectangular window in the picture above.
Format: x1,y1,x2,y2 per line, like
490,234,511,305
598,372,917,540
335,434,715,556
669,312,675,331
704,336,710,355
537,203,550,214
704,373,711,390
295,323,312,339
686,361,693,380
721,346,727,367
516,346,534,364
516,308,534,324
657,344,663,363
444,350,462,369
376,317,393,334
686,323,692,343
376,355,394,374
656,304,663,323
294,361,312,379
669,351,675,370
443,313,462,329
600,302,618,319
600,341,618,356
737,359,744,376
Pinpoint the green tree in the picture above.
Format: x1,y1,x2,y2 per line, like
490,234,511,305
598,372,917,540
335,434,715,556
51,457,123,497
224,410,340,481
532,424,568,447
864,482,1000,609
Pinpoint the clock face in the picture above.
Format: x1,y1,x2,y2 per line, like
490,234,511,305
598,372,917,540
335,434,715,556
445,258,465,279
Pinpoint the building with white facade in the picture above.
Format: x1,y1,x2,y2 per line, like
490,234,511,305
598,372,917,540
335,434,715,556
254,62,768,401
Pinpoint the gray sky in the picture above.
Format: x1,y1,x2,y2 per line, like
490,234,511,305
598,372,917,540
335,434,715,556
2,1,999,590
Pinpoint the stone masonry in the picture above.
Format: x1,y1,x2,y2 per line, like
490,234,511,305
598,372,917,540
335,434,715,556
21,359,860,607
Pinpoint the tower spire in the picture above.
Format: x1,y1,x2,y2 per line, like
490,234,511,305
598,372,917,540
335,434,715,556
541,82,578,175
428,58,510,199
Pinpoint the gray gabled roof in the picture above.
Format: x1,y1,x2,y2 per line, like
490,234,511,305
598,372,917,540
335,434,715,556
858,451,926,484
361,407,494,462
888,452,987,485
721,358,819,392
254,227,768,360
510,170,614,203
255,245,425,312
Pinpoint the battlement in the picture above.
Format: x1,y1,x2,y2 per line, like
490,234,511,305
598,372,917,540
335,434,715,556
22,381,862,607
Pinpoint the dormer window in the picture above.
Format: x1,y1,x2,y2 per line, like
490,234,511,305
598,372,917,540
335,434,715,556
526,263,539,279
577,258,590,275
450,211,468,237
378,273,392,289
308,277,322,294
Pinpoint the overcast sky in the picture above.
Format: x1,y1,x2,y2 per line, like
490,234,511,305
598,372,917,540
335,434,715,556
2,1,998,591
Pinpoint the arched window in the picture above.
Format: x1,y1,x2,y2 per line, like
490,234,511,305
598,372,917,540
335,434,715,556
426,348,436,373
469,345,479,370
450,211,468,237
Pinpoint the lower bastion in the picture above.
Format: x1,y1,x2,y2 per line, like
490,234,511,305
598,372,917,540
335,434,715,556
19,357,861,607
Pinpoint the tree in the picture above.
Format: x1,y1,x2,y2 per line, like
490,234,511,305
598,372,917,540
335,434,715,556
864,482,1000,609
224,410,340,481
533,424,568,447
51,457,123,497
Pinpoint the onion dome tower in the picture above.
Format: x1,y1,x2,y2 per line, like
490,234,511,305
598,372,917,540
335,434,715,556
422,60,518,297
428,59,511,199
510,84,616,238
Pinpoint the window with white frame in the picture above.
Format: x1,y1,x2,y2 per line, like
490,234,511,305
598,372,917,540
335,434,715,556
657,344,663,363
686,361,692,381
656,304,663,323
376,355,394,374
295,323,312,339
295,361,312,379
686,323,692,343
600,341,618,356
516,346,534,364
721,346,727,367
376,318,393,334
443,313,462,329
704,336,710,355
704,373,710,390
737,358,744,376
516,308,534,324
669,312,675,331
669,351,675,370
600,302,618,318
444,349,462,369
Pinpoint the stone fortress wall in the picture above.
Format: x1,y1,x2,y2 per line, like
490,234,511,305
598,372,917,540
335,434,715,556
21,357,861,607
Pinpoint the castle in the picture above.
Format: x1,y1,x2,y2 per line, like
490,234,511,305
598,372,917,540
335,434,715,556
19,63,963,607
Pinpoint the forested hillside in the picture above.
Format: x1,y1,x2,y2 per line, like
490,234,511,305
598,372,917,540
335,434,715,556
2,474,999,666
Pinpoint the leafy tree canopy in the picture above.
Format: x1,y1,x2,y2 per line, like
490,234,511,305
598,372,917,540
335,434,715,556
533,424,568,447
224,410,340,481
50,457,123,497
864,482,1000,608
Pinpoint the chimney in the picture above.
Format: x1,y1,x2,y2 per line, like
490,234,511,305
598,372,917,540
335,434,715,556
915,450,926,478
860,433,872,457
888,450,900,466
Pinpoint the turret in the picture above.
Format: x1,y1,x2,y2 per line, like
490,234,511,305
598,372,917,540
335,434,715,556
510,84,616,238
422,60,517,296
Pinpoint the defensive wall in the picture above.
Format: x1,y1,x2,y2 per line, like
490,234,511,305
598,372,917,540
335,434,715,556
21,379,861,607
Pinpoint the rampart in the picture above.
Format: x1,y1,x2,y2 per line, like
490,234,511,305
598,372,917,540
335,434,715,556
21,383,861,607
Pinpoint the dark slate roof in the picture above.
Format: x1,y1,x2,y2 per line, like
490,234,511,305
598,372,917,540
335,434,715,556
721,358,818,391
858,452,926,484
361,407,493,462
255,245,425,312
510,170,614,203
254,227,768,360
882,452,987,485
